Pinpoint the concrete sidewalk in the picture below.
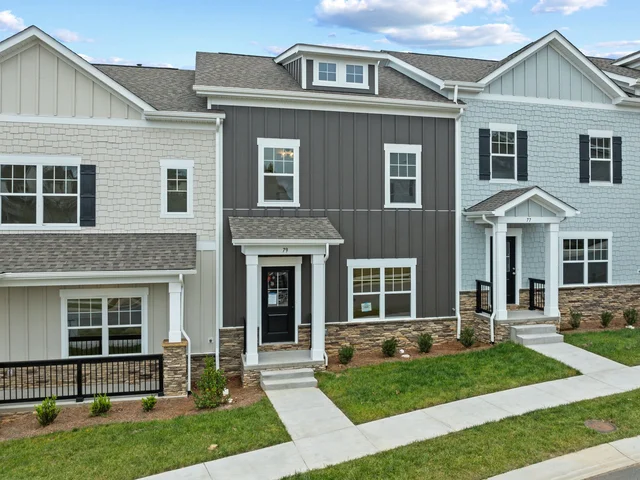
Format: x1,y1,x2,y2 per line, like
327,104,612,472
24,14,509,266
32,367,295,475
141,344,640,480
489,435,640,480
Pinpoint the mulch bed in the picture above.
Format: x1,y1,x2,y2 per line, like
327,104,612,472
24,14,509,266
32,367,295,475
561,320,632,334
326,341,491,373
0,376,263,442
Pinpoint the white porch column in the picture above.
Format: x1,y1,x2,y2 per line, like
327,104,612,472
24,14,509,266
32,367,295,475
494,223,508,321
168,282,183,343
544,223,561,317
311,254,326,362
245,255,260,366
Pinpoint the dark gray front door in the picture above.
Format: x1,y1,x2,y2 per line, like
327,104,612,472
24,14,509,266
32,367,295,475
490,235,517,304
261,267,295,343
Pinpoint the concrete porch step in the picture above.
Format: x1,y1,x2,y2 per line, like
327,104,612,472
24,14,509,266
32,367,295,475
260,368,318,391
510,324,557,341
515,333,564,346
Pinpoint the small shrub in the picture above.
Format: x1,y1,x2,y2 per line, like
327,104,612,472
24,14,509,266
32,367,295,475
623,308,638,326
35,396,61,427
90,394,112,417
338,345,355,365
141,396,157,412
460,327,475,348
193,357,228,409
417,333,434,353
601,311,614,328
381,338,398,357
569,309,583,330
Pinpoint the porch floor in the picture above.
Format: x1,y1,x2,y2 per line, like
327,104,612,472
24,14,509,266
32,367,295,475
242,350,324,371
475,309,559,323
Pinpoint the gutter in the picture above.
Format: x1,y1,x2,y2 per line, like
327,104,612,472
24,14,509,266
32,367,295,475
613,96,640,108
144,110,226,123
455,107,464,339
215,117,224,371
482,214,496,344
0,269,196,281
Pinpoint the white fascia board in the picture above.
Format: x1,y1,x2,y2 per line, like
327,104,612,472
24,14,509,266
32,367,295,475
0,270,196,287
613,96,640,108
602,71,640,87
0,26,156,113
384,57,445,91
613,51,640,67
232,238,344,246
442,80,486,93
144,110,225,123
275,44,387,64
479,31,626,100
493,188,579,217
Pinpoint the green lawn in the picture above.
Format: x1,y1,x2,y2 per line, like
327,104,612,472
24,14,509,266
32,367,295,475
288,389,640,480
564,329,640,366
0,398,290,480
317,342,578,424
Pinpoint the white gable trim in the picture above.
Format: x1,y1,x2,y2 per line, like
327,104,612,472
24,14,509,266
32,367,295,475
464,187,580,219
613,51,640,67
0,26,156,113
479,31,626,100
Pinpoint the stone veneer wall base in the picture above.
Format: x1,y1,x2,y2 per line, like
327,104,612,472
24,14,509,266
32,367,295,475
162,340,188,397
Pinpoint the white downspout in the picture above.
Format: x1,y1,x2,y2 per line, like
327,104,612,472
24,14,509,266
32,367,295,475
323,243,329,366
482,214,496,344
215,116,224,370
455,107,464,340
178,273,192,393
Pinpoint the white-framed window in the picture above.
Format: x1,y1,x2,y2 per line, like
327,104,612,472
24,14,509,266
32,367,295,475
347,259,417,322
0,155,80,228
589,130,613,184
384,144,422,209
60,288,149,358
257,138,300,207
160,159,194,218
313,59,369,89
490,123,517,182
560,232,612,286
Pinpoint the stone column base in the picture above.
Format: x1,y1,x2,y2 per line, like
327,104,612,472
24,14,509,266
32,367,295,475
162,340,188,397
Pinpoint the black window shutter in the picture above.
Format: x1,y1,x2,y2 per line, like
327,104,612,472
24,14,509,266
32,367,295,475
579,135,590,183
517,130,528,181
80,165,96,227
479,129,491,180
613,136,622,184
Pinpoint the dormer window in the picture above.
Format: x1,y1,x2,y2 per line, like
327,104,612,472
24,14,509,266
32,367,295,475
346,65,364,84
318,62,337,82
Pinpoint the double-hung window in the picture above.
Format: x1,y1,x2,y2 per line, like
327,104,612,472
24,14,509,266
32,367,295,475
347,259,417,321
589,131,612,183
160,159,194,217
61,288,148,358
490,124,517,181
561,233,611,286
257,138,300,207
0,156,80,227
384,144,422,208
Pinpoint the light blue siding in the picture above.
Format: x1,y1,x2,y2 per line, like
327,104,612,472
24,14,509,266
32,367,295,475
487,45,611,104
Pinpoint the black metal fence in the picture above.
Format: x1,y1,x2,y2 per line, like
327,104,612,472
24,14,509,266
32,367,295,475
0,354,163,404
529,278,546,311
475,280,493,314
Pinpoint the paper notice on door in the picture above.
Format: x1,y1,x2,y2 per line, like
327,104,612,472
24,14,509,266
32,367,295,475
268,292,277,305
361,302,372,313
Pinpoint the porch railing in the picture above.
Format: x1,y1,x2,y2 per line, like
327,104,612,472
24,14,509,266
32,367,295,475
475,280,493,315
529,278,546,311
0,354,163,405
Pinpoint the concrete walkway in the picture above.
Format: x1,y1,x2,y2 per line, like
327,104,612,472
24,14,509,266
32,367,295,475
489,435,640,480
141,344,640,480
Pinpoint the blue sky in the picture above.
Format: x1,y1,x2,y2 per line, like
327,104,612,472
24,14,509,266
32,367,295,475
2,0,639,69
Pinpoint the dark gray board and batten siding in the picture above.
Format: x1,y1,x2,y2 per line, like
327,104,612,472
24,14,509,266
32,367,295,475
219,105,456,328
284,58,302,86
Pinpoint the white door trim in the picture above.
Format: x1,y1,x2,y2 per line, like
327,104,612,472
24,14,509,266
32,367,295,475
485,228,522,305
257,256,302,345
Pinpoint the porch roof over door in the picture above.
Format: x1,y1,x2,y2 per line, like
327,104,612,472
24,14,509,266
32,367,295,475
229,216,344,246
463,186,579,222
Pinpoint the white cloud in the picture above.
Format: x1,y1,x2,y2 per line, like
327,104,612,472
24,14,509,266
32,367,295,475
323,42,372,50
264,45,286,55
581,39,640,59
78,53,173,68
53,28,93,43
531,0,606,15
382,23,528,48
0,10,25,32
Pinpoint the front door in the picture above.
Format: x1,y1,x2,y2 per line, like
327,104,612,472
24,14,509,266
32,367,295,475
490,235,517,304
261,267,295,343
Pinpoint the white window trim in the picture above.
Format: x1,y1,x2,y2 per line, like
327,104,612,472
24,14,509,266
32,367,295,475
488,123,518,184
558,231,613,287
0,155,81,230
60,287,149,358
485,228,522,305
347,258,417,322
160,159,194,218
588,129,614,186
257,138,301,208
312,59,370,90
384,144,422,209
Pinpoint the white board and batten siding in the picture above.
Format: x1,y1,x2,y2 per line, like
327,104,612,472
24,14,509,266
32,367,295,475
0,42,142,119
487,45,610,104
505,200,556,218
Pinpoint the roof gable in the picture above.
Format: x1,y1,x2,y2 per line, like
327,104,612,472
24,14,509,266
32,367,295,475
0,26,154,119
464,186,579,218
613,50,640,69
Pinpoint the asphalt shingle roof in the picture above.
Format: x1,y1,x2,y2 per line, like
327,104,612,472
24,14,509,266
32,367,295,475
588,57,640,80
386,51,498,83
465,187,536,212
0,233,197,273
228,217,342,241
